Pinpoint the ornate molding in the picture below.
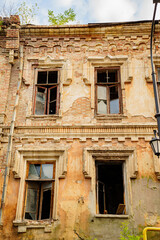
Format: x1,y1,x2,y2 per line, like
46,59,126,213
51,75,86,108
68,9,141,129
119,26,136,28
2,124,156,138
83,62,91,85
125,59,133,83
83,147,138,180
13,148,67,179
88,55,128,65
63,60,72,86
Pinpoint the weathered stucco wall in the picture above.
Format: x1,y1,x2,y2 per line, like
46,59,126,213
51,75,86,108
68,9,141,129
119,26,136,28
0,17,160,240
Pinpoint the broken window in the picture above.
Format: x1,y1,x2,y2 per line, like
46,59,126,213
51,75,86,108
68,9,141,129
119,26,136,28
96,161,126,215
95,68,122,114
34,70,59,115
24,162,55,220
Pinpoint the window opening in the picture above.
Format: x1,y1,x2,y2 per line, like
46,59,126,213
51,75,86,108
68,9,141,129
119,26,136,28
96,161,125,215
34,71,59,115
24,163,55,220
96,68,121,114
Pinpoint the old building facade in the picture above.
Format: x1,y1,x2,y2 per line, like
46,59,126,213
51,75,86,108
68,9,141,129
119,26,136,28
0,15,160,240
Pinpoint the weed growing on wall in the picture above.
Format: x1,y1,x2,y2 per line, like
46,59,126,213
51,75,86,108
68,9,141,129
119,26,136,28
120,222,143,240
0,21,2,30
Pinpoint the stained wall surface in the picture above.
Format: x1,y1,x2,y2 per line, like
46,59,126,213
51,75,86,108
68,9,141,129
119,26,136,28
0,17,160,240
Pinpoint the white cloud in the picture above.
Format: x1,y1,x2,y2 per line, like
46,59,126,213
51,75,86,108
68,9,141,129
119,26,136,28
54,0,74,8
88,0,137,22
1,0,159,25
133,0,158,21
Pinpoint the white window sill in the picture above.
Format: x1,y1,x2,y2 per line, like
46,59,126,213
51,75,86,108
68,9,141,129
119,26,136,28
95,214,129,219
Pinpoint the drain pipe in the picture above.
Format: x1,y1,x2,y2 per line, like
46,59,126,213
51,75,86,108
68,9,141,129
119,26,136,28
0,45,23,223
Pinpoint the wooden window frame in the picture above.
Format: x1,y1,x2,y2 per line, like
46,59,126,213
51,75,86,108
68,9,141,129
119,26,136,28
23,162,56,221
95,67,122,115
33,69,60,115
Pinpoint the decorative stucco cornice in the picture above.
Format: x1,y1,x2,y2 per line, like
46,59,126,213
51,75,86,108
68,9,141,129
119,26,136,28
1,124,157,142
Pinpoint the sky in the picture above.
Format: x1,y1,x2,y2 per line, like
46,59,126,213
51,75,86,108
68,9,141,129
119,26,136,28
0,0,160,25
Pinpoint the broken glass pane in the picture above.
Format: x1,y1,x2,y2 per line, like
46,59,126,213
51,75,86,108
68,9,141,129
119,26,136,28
97,86,107,100
48,71,58,84
25,183,38,220
97,86,107,114
28,164,40,179
25,212,36,220
37,71,47,84
49,87,57,114
35,87,46,115
98,100,107,114
41,164,53,179
110,86,119,114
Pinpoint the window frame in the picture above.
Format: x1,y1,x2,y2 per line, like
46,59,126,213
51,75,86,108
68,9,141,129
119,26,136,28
23,161,56,221
33,69,60,115
83,147,138,218
95,67,122,115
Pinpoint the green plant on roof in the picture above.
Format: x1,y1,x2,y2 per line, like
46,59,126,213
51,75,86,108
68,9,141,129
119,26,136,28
48,8,76,25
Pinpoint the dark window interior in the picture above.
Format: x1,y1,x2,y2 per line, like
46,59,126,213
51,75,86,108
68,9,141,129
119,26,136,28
41,186,51,219
48,71,58,83
37,71,47,84
96,161,125,214
35,71,58,115
97,70,118,83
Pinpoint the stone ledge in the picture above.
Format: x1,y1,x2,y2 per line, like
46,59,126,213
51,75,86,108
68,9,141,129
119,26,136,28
95,114,127,121
95,214,129,219
13,220,52,233
26,114,62,120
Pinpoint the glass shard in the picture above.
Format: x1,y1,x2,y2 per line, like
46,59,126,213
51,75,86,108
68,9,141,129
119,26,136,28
110,86,119,114
28,164,40,179
41,164,53,179
35,87,46,115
